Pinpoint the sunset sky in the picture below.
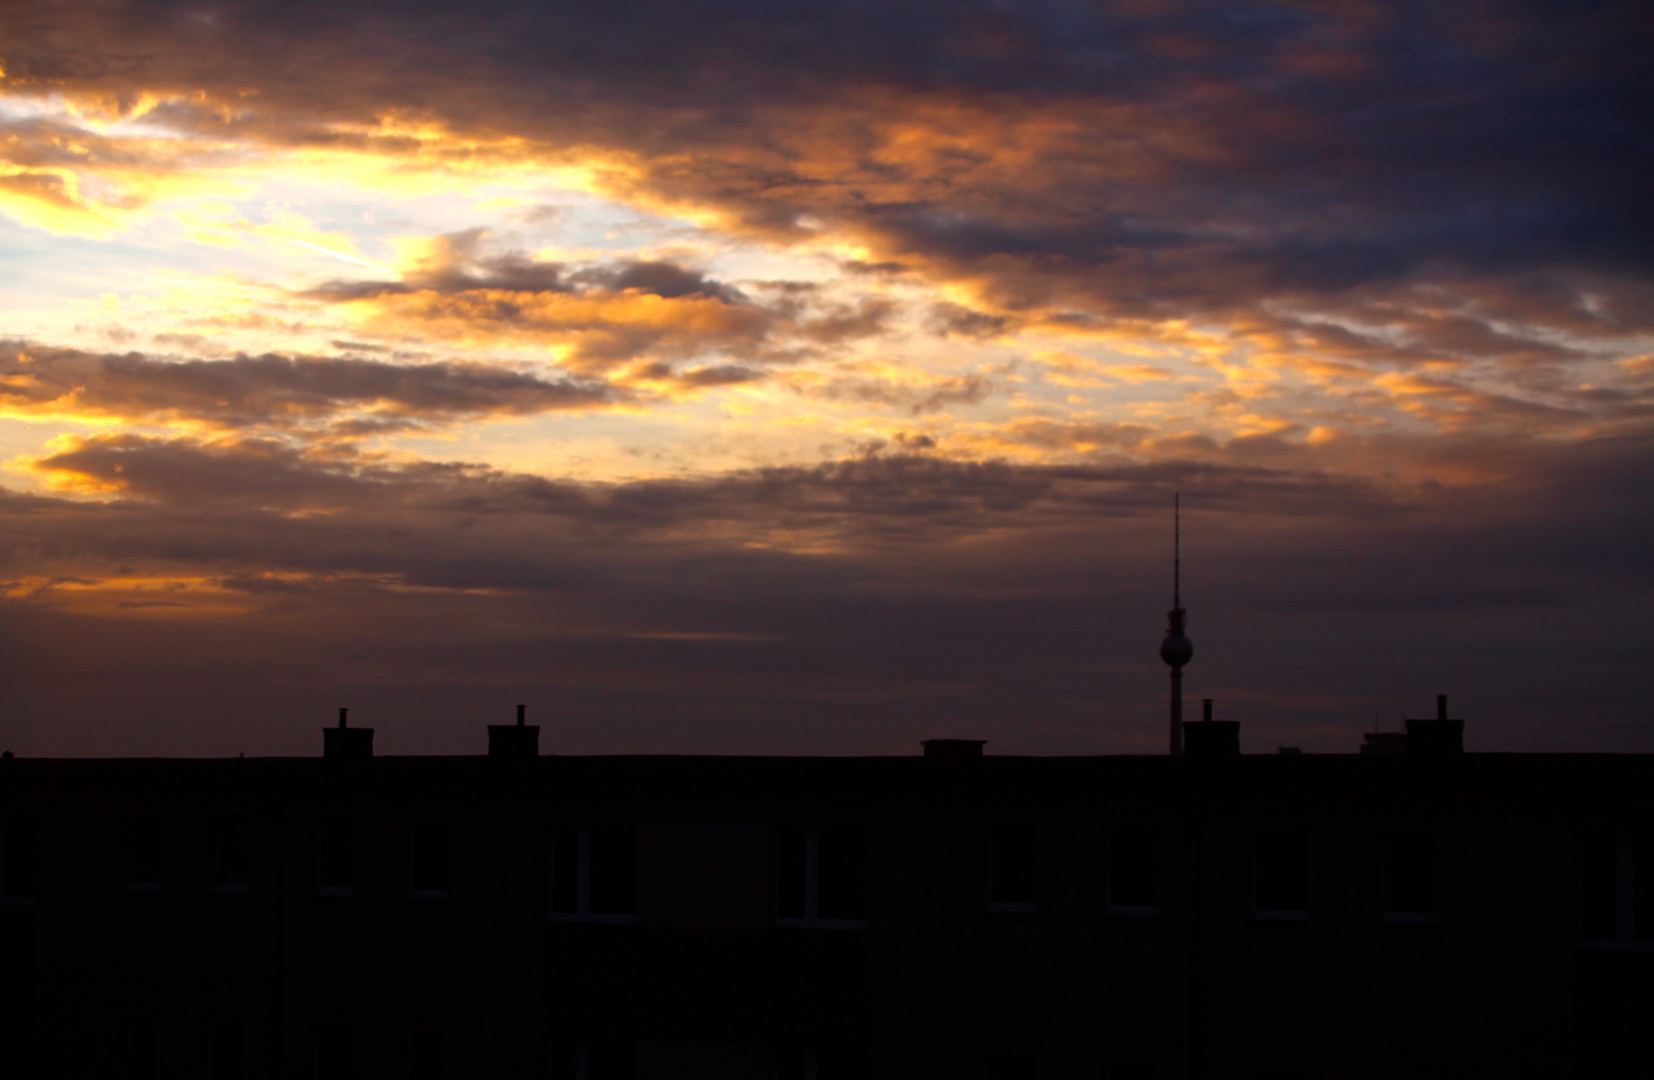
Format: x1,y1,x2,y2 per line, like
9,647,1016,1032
0,0,1648,756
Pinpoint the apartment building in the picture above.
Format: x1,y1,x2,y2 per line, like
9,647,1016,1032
1,715,1650,1079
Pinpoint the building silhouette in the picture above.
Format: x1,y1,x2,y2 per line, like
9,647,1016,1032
1,701,1652,1079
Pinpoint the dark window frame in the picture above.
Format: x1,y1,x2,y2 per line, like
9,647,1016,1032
1580,832,1654,950
549,1036,636,1080
550,822,637,923
772,1046,870,1080
775,823,871,929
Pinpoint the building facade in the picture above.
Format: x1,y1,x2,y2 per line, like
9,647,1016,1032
1,726,1651,1079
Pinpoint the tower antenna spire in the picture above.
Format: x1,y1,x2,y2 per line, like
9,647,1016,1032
1159,492,1193,754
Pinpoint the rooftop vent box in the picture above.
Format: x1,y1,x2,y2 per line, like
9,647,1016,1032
1404,695,1465,762
921,739,986,759
488,705,541,759
1182,698,1239,759
488,725,540,759
323,709,373,762
1361,732,1409,756
1182,721,1240,759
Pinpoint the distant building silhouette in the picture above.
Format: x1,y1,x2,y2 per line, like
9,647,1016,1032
1,700,1651,1078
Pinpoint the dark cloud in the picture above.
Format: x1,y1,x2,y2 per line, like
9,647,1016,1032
303,229,742,304
305,229,745,306
569,260,741,303
16,425,1649,600
14,428,1406,568
0,340,621,429
671,364,765,388
799,371,996,415
294,235,894,380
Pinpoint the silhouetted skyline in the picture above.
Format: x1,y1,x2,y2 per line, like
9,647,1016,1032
4,724,1650,1078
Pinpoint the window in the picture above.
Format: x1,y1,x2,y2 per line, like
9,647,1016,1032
409,1028,446,1080
407,821,448,901
989,825,1037,914
126,1016,158,1080
773,1048,870,1080
1581,833,1654,948
550,1038,635,1080
1106,827,1158,917
1,817,39,903
210,1018,243,1080
211,818,248,895
125,817,161,892
776,824,870,928
551,823,636,922
315,819,355,898
1381,828,1438,923
1253,828,1309,920
316,1024,351,1080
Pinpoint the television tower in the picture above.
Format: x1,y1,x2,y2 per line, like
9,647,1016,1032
1159,493,1193,754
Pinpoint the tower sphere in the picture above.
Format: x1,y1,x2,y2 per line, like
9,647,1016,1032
1161,633,1193,668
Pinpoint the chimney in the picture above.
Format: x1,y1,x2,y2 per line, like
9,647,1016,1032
1405,694,1464,761
488,704,541,760
323,707,374,761
921,739,986,759
1182,697,1240,759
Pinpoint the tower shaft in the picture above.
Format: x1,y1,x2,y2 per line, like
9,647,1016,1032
1158,493,1192,755
1170,665,1184,756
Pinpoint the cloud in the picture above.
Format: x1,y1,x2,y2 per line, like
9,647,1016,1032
788,365,998,415
0,341,623,431
299,231,895,383
19,427,1392,539
0,1,1651,756
0,3,1646,407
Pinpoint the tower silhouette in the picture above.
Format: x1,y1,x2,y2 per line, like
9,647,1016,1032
1159,494,1193,755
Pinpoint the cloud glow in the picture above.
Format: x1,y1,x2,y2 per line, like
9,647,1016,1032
0,0,1647,756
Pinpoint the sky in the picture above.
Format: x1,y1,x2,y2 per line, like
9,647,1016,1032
0,0,1648,757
